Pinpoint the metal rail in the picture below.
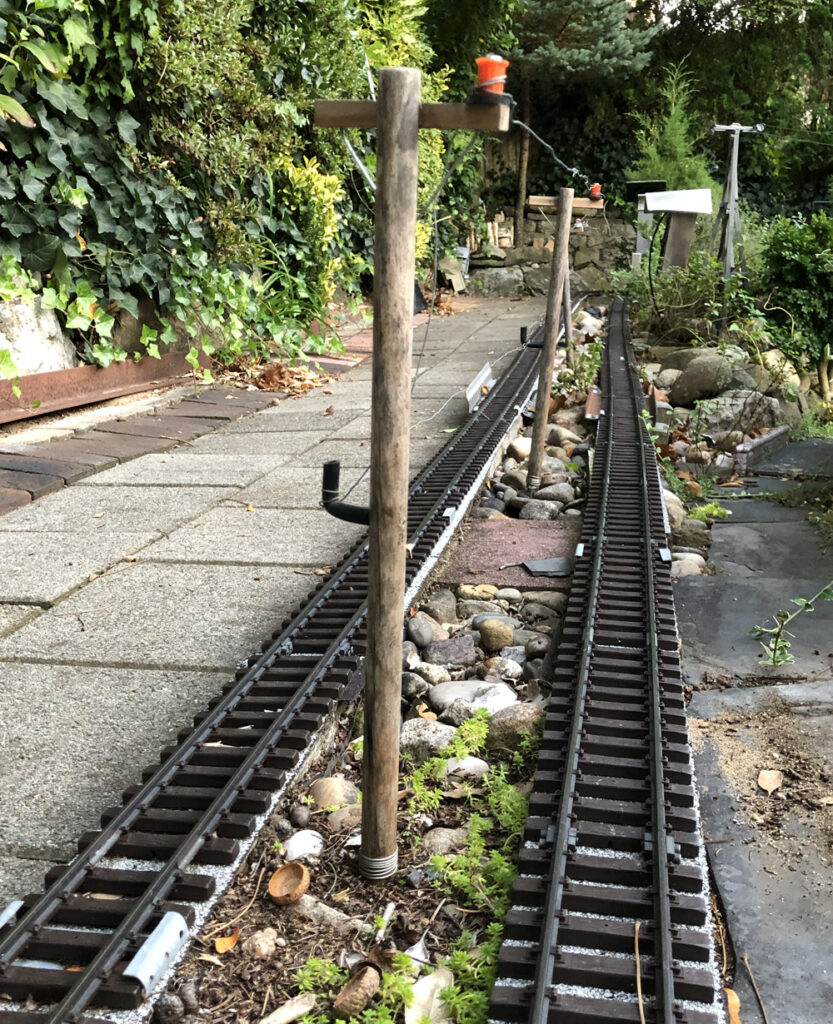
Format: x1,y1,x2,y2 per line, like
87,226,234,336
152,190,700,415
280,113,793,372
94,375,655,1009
0,321,548,1021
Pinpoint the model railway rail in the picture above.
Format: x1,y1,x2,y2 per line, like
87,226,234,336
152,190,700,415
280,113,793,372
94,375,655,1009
0,324,552,1024
489,300,718,1024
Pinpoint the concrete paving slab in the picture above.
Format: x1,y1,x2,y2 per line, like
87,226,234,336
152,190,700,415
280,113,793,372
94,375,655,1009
0,665,228,870
79,453,286,488
755,437,833,478
438,518,582,590
712,499,806,524
0,856,54,905
0,562,314,669
0,531,158,604
294,436,445,470
186,430,329,456
676,575,833,686
0,483,234,535
708,520,833,579
225,466,371,510
223,407,368,433
0,603,42,637
140,506,365,566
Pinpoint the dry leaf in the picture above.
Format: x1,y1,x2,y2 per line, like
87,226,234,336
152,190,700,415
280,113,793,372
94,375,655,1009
247,504,254,512
417,703,437,722
685,479,703,498
323,406,335,416
757,769,784,795
405,966,454,1024
124,555,137,562
724,987,742,1024
92,512,104,519
198,954,225,967
215,925,241,954
719,475,746,488
259,994,316,1024
86,892,123,901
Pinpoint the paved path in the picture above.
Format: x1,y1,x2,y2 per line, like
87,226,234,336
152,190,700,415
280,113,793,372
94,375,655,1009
676,440,833,1024
0,295,546,903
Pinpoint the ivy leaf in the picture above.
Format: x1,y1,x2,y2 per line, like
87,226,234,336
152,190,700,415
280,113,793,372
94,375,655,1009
0,347,18,380
21,169,47,201
819,586,833,601
0,94,36,128
63,18,95,53
115,110,140,145
185,346,200,372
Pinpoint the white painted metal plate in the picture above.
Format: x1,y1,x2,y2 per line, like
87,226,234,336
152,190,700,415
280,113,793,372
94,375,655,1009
466,363,496,412
643,188,713,214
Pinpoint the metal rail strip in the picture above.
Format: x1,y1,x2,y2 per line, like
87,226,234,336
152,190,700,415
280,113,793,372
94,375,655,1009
0,322,549,1020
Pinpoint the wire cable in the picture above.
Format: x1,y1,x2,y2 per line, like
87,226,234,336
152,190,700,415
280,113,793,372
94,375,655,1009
512,117,592,189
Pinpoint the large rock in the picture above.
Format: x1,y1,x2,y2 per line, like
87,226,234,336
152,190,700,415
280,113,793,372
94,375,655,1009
469,266,523,298
534,482,575,504
668,355,735,406
523,591,568,614
407,611,449,648
400,718,457,764
523,265,551,295
1,297,77,374
422,632,479,666
656,368,682,390
420,588,457,624
694,390,781,435
508,435,532,461
428,679,487,712
458,599,503,619
477,617,515,652
658,348,704,372
486,704,543,752
519,500,559,520
308,776,359,809
760,349,801,390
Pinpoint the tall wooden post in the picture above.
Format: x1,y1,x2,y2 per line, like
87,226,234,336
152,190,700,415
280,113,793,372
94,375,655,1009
314,72,509,881
359,68,420,881
527,187,574,492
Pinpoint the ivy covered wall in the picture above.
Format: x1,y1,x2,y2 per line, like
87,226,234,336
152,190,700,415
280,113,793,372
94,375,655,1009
0,0,517,378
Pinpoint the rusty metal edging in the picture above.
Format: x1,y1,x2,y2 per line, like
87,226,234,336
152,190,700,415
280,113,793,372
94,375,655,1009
0,350,210,426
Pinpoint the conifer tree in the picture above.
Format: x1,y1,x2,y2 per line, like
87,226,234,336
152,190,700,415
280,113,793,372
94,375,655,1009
509,0,655,244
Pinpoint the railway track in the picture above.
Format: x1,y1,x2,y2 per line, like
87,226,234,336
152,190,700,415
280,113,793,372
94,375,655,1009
490,299,718,1024
0,323,549,1024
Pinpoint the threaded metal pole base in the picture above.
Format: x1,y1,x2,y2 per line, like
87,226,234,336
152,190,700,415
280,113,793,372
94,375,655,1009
358,849,398,881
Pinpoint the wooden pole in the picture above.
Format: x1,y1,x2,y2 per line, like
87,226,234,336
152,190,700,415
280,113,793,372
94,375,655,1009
359,67,421,881
527,187,574,492
562,267,573,364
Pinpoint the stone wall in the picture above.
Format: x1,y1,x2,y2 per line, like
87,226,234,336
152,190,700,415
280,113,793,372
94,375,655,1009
469,207,636,299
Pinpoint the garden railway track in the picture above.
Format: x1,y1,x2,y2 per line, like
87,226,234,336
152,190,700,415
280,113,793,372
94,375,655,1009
0,301,719,1024
490,301,717,1024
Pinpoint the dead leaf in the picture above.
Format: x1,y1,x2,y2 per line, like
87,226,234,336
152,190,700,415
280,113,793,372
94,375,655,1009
757,768,784,795
685,479,703,498
417,704,437,722
199,954,225,967
215,925,241,954
323,406,335,416
66,965,85,972
719,474,746,488
86,892,122,900
405,966,454,1024
92,512,104,519
247,504,254,512
124,555,137,562
75,232,87,251
259,994,316,1024
724,987,742,1024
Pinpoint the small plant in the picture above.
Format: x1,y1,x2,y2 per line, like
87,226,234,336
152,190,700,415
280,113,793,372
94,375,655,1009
790,407,833,441
293,957,348,995
554,338,603,397
406,711,490,814
688,501,731,522
750,580,833,665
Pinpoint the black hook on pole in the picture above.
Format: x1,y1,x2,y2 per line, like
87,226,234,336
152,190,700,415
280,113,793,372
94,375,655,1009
321,460,370,525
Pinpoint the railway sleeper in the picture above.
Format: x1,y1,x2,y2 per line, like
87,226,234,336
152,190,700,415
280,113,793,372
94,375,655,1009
100,806,255,840
522,818,701,861
42,865,214,902
516,849,703,893
17,895,194,931
78,829,238,865
121,783,270,816
500,910,711,962
497,946,715,1004
0,966,143,1009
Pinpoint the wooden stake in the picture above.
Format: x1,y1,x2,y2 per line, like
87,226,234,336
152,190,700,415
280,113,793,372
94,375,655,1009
359,67,421,881
527,187,574,492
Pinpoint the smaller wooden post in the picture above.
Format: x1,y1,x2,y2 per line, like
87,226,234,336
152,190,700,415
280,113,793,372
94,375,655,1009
527,187,574,493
